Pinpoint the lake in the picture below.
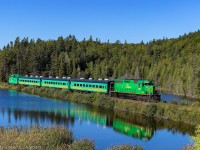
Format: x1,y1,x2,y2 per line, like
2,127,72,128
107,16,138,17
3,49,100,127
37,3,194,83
0,89,194,150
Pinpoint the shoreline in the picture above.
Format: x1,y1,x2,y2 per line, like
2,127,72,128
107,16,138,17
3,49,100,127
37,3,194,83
0,82,200,126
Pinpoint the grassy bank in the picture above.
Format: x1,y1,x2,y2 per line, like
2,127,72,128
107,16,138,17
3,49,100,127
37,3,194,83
0,126,90,150
0,126,142,150
1,83,200,125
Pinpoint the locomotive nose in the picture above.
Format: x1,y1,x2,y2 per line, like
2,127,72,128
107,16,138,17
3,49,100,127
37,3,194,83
147,86,154,94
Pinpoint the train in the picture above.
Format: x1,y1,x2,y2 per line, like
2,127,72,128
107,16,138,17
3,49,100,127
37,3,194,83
8,74,160,102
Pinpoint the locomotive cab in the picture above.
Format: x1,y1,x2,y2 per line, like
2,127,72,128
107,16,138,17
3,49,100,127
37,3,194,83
141,81,155,95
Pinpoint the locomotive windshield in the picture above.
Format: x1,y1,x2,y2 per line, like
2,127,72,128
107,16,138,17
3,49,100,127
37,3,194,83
144,83,153,86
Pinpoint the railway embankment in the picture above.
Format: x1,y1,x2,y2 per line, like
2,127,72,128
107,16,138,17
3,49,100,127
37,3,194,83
1,83,200,126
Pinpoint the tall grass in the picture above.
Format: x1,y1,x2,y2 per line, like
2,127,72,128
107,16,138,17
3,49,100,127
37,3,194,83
0,126,74,150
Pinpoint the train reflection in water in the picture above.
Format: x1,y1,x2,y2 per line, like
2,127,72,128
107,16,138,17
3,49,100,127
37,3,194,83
69,108,153,140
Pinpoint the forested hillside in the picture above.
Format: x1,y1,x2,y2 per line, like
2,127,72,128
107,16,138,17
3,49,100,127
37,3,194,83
0,31,200,98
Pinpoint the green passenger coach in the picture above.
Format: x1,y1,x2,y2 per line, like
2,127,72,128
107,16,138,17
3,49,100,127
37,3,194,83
70,79,110,94
41,78,70,89
19,77,41,86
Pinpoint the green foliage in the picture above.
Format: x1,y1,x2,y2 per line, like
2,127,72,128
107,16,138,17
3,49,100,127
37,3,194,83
69,139,95,150
0,126,73,150
1,31,200,98
192,125,200,150
142,104,157,117
107,144,143,150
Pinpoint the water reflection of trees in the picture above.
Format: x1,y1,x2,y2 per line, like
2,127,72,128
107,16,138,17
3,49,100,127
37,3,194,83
0,105,195,140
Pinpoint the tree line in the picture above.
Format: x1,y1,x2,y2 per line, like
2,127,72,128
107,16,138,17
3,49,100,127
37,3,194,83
0,31,200,98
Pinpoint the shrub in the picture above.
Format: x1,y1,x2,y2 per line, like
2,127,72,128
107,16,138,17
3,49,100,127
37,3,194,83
107,144,143,150
142,104,157,117
192,125,200,150
0,126,73,150
69,139,95,150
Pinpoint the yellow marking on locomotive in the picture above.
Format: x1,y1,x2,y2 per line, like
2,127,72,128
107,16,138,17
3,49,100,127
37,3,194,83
126,84,131,88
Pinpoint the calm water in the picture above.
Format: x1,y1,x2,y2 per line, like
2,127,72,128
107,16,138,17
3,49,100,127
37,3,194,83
0,89,194,150
161,93,197,102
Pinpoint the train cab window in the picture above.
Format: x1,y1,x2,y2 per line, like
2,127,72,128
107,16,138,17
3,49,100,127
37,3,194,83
144,83,153,86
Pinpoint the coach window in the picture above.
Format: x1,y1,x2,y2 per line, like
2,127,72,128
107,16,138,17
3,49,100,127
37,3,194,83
96,85,98,88
99,86,102,88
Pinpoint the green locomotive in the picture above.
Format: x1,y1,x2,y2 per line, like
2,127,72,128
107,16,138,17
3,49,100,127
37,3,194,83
8,74,160,102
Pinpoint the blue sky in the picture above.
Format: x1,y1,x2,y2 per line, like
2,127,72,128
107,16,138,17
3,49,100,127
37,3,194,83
0,0,200,48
